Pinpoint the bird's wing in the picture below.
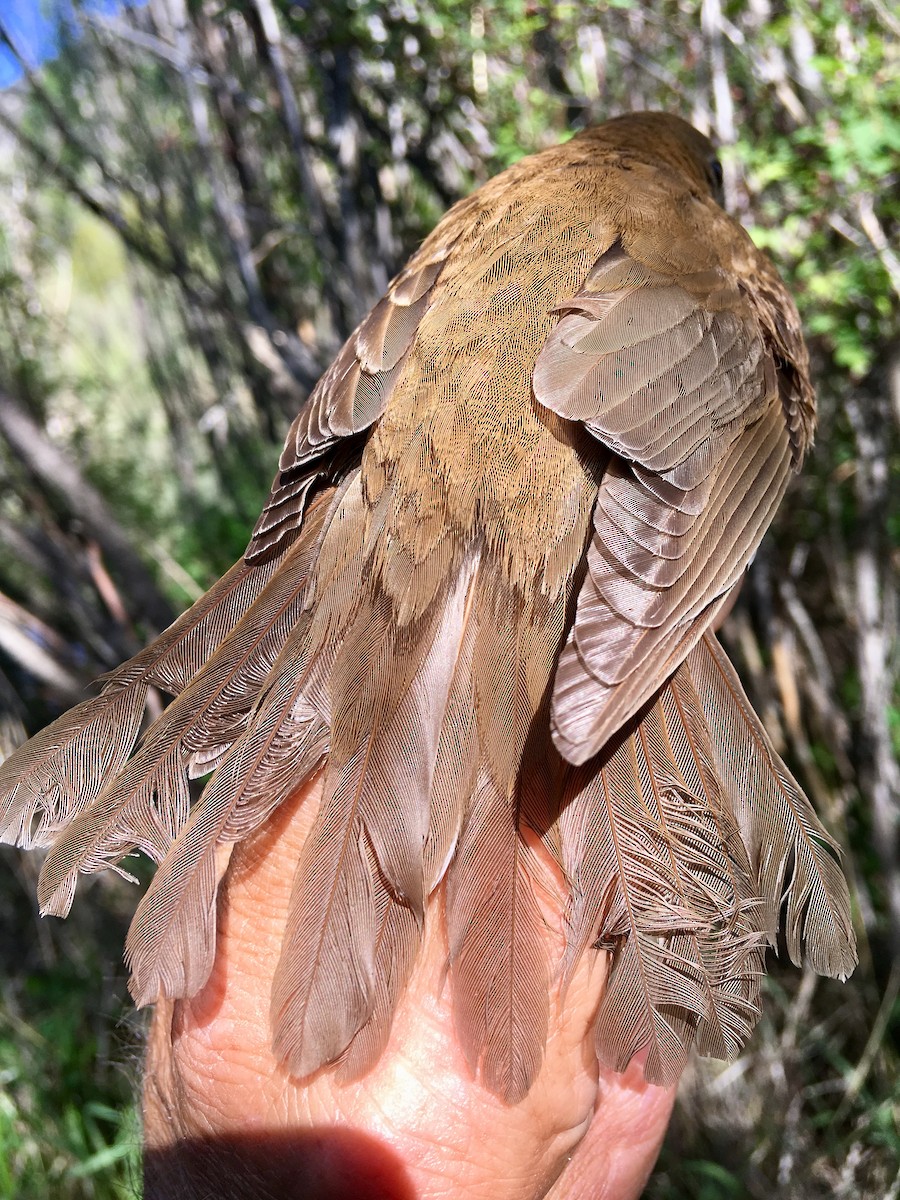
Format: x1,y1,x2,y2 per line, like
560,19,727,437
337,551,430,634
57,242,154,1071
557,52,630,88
0,234,457,859
533,234,800,764
248,234,461,561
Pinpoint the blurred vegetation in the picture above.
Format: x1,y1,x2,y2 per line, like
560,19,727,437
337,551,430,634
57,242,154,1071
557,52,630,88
0,1,897,1196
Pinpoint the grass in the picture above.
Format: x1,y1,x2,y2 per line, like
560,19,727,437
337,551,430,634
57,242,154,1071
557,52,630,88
0,851,142,1199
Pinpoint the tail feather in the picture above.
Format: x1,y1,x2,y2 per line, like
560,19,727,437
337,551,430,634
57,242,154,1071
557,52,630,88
560,665,768,1086
270,556,474,1077
423,590,479,892
444,582,562,1103
272,808,380,1075
659,666,753,889
0,557,269,849
123,588,339,1009
141,557,279,697
0,681,148,849
0,517,854,1103
332,878,421,1083
34,495,336,917
688,633,856,978
125,673,329,1006
447,767,551,1104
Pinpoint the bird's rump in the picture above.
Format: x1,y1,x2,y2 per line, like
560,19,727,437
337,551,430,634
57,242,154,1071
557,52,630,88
0,112,855,1102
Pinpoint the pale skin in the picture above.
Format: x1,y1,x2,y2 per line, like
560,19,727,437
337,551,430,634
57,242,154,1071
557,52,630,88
143,775,677,1199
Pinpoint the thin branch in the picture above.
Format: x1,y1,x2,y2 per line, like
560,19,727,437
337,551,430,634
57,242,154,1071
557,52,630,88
86,10,209,75
0,106,222,311
247,1,331,249
0,391,176,633
164,0,316,383
855,193,900,301
867,0,900,38
0,22,139,203
845,387,900,956
0,592,85,702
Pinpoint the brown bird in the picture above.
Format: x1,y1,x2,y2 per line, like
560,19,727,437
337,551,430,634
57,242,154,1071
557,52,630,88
0,112,855,1104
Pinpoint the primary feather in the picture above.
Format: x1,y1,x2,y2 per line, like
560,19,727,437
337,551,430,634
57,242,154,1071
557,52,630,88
0,112,855,1102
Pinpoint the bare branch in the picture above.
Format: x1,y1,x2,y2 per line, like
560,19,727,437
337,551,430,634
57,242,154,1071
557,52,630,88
855,193,900,301
0,391,176,633
161,0,317,384
845,386,900,955
0,592,85,702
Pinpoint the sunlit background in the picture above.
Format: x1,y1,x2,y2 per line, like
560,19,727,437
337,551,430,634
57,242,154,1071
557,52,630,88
0,2,896,1196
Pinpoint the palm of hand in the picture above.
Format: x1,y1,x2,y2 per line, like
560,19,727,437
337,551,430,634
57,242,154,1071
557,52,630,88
143,777,675,1200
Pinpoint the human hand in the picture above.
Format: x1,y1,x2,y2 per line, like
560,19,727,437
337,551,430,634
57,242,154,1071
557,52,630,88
143,775,676,1200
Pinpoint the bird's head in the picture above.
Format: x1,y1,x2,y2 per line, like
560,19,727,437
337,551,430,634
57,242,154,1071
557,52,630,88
588,111,725,205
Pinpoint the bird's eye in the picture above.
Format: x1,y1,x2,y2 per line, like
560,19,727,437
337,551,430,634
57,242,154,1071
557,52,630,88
709,157,724,199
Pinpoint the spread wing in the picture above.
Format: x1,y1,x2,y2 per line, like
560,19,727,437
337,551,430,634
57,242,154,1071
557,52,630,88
533,236,800,765
0,232,457,871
